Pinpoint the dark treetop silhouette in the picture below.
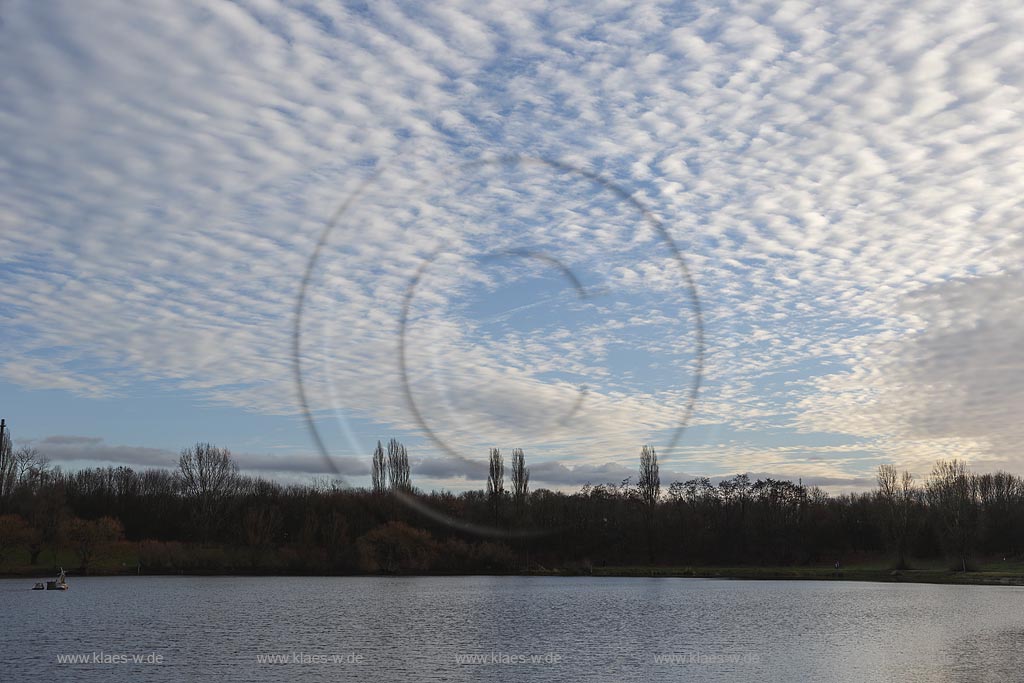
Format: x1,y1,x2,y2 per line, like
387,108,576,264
0,432,1018,576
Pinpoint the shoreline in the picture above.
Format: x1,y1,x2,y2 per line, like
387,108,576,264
5,565,1024,587
586,565,1024,586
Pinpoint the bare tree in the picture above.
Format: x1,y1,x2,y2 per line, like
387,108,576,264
638,444,660,509
178,443,239,499
876,464,916,569
178,443,239,541
0,428,37,511
21,465,64,566
926,459,978,572
371,440,387,494
637,444,660,562
16,447,48,485
487,448,504,496
487,448,504,519
978,471,1024,556
386,438,411,492
0,420,15,511
511,448,529,515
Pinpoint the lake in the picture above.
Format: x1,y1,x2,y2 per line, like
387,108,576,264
1,575,1022,681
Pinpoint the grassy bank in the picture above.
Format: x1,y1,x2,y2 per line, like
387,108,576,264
0,545,141,578
5,543,1024,587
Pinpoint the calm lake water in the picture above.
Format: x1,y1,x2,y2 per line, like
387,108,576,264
1,575,1022,682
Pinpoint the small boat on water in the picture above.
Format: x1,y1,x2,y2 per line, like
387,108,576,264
33,568,69,591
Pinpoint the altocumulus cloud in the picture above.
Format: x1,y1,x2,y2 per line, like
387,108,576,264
1,0,1024,485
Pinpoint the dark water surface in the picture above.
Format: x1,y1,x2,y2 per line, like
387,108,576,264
2,575,1022,681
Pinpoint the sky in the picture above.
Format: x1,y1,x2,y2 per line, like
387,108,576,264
2,0,1023,493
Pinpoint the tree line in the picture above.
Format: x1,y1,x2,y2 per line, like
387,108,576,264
1,424,1022,574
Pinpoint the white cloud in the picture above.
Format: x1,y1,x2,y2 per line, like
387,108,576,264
2,0,1024,486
